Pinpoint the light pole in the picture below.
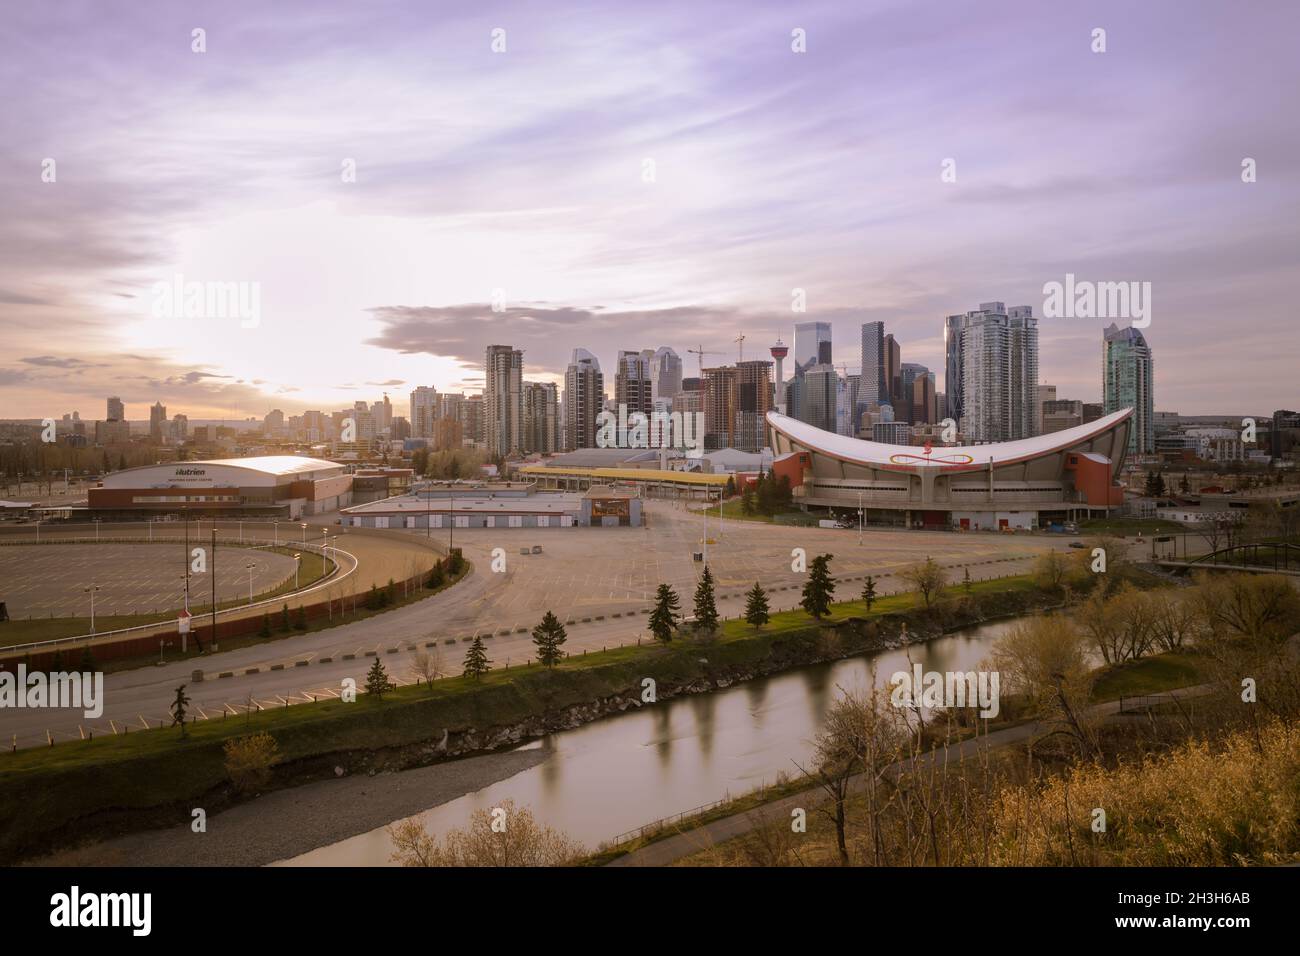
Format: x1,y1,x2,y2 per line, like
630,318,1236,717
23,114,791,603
93,516,101,542
858,491,863,547
238,519,243,544
273,520,279,547
246,564,255,603
293,552,301,590
183,510,190,613
321,528,329,574
84,584,100,633
208,527,217,653
301,522,307,546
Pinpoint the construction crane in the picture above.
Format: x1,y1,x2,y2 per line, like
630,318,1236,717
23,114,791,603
734,332,746,363
686,344,722,376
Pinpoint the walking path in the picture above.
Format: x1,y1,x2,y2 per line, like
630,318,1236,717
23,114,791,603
608,683,1215,866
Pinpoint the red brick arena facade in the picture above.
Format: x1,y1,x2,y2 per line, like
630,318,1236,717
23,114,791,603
87,457,352,520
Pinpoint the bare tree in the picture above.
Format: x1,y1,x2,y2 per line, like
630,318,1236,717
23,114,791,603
1033,550,1070,592
411,647,441,689
1147,590,1200,652
388,799,584,867
900,557,946,609
989,613,1093,711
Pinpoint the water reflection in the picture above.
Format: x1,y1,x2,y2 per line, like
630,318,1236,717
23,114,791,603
277,618,1019,866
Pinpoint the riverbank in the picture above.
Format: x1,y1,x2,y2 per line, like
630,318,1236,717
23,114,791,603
0,571,1113,863
28,746,550,867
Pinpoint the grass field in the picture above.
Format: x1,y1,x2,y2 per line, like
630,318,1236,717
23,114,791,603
1090,651,1206,701
1079,517,1187,536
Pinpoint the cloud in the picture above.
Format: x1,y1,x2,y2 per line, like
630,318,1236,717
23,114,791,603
20,355,104,369
365,302,793,377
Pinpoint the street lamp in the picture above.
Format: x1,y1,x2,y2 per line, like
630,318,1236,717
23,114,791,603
245,563,256,603
273,520,279,547
293,552,301,590
858,490,864,547
321,528,329,573
93,516,101,542
301,522,307,546
84,584,101,633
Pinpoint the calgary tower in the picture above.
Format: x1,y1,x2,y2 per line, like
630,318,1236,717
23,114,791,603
770,337,788,413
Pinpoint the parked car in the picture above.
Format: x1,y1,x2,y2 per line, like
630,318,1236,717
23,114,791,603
531,545,543,554
1068,540,1086,549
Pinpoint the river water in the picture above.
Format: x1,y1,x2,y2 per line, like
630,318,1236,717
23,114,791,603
276,617,1019,865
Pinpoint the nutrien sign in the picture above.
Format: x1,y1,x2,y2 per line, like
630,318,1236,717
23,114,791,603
169,467,215,487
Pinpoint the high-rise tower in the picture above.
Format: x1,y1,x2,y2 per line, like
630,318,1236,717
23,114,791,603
769,338,788,413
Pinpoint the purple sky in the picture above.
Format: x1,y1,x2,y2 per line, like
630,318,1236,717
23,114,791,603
1,0,1297,420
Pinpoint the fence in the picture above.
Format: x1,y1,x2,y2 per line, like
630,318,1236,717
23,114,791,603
0,545,457,672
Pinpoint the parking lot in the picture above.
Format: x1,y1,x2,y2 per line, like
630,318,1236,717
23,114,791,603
0,543,299,619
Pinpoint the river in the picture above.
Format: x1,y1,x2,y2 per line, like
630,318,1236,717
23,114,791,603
275,617,1020,865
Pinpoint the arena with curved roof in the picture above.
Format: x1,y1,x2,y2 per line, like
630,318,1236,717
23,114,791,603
88,456,353,519
765,408,1133,530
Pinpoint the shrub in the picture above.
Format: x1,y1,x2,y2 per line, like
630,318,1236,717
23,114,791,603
223,733,279,794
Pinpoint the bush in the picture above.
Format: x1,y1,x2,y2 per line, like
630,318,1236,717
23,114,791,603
223,733,279,794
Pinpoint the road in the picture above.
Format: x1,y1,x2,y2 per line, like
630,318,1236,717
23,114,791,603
1,501,1079,748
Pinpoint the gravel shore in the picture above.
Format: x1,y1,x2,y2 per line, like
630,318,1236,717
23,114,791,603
33,745,551,867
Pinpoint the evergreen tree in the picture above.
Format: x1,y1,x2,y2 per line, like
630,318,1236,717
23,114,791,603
724,476,736,497
861,575,877,612
280,603,291,631
531,610,568,666
756,475,775,515
649,583,681,643
447,549,464,575
170,683,191,736
744,581,770,628
426,561,446,589
462,636,491,680
776,474,793,509
801,553,836,620
741,486,756,515
294,605,308,630
78,644,95,672
963,566,973,596
259,611,271,638
365,657,392,698
117,453,126,471
693,565,719,634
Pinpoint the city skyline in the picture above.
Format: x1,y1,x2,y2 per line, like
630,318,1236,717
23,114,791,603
2,1,1297,420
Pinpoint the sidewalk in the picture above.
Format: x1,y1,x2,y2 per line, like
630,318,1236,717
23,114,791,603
608,683,1214,866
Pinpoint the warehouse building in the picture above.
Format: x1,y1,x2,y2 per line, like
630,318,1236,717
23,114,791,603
339,481,642,528
87,456,352,519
